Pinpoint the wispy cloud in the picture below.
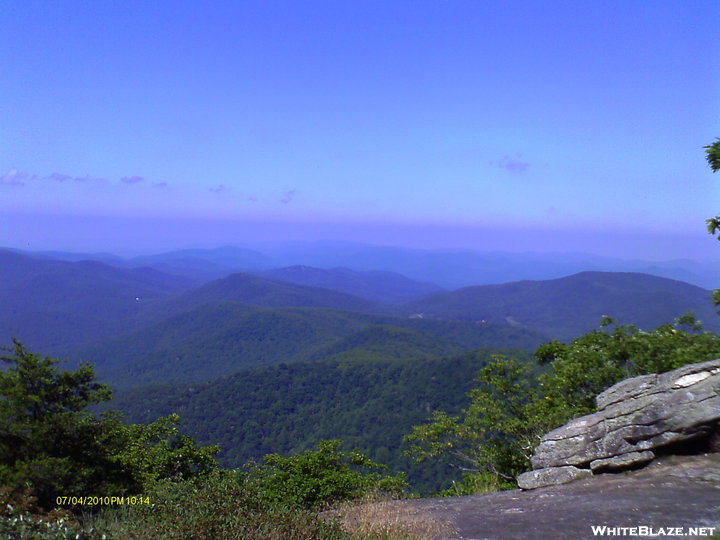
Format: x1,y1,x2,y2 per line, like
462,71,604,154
490,155,531,173
121,175,145,185
280,189,296,204
43,172,109,184
1,169,167,188
1,169,31,186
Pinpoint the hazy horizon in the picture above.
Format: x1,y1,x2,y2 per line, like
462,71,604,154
2,1,719,262
3,212,720,264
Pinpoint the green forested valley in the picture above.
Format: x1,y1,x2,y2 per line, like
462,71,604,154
105,348,534,494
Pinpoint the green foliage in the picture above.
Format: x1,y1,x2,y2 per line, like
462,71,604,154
705,138,720,173
0,341,218,511
0,340,114,508
107,348,530,494
538,314,720,420
93,472,350,540
405,355,548,484
246,440,407,510
707,217,720,240
0,487,101,540
97,412,219,492
406,317,720,493
0,514,98,540
704,138,720,306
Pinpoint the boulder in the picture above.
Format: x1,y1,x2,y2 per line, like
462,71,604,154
516,465,592,490
519,359,720,489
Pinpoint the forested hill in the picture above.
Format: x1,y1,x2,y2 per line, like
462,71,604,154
3,249,718,394
139,271,382,321
106,348,534,494
80,303,546,388
252,265,444,304
0,249,195,353
401,271,720,341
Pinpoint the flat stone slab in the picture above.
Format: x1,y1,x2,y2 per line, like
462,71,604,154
352,454,720,540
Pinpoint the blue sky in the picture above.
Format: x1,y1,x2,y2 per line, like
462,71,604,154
1,1,719,258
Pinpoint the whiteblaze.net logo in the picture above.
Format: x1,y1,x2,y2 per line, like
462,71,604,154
591,525,717,537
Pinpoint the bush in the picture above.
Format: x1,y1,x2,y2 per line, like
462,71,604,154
92,472,349,540
0,487,102,540
246,440,407,510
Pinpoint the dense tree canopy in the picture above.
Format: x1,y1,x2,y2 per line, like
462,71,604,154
0,340,218,510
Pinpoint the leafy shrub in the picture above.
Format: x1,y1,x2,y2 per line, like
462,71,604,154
0,487,102,540
246,440,407,510
535,315,720,418
93,471,349,540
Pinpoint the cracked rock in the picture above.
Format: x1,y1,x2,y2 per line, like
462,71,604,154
520,359,720,489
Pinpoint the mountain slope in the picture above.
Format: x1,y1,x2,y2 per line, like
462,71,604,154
253,266,444,304
106,348,535,494
80,303,546,388
402,271,720,341
127,246,271,282
0,249,194,353
138,272,383,323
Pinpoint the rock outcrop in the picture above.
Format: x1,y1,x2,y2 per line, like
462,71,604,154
368,453,720,540
517,359,720,490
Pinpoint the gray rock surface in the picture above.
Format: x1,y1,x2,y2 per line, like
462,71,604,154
526,359,720,485
369,453,720,540
517,465,592,490
589,450,655,472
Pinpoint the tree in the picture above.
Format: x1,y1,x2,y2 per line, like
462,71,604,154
705,139,720,306
405,355,548,493
705,139,720,241
405,317,720,494
0,340,115,508
0,340,218,510
705,138,720,173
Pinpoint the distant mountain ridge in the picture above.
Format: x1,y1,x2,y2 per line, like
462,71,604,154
139,271,383,322
252,265,444,304
0,249,195,353
402,271,720,341
2,248,718,392
9,243,720,290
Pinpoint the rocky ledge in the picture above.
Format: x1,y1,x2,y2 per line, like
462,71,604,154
517,359,720,490
347,453,720,540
